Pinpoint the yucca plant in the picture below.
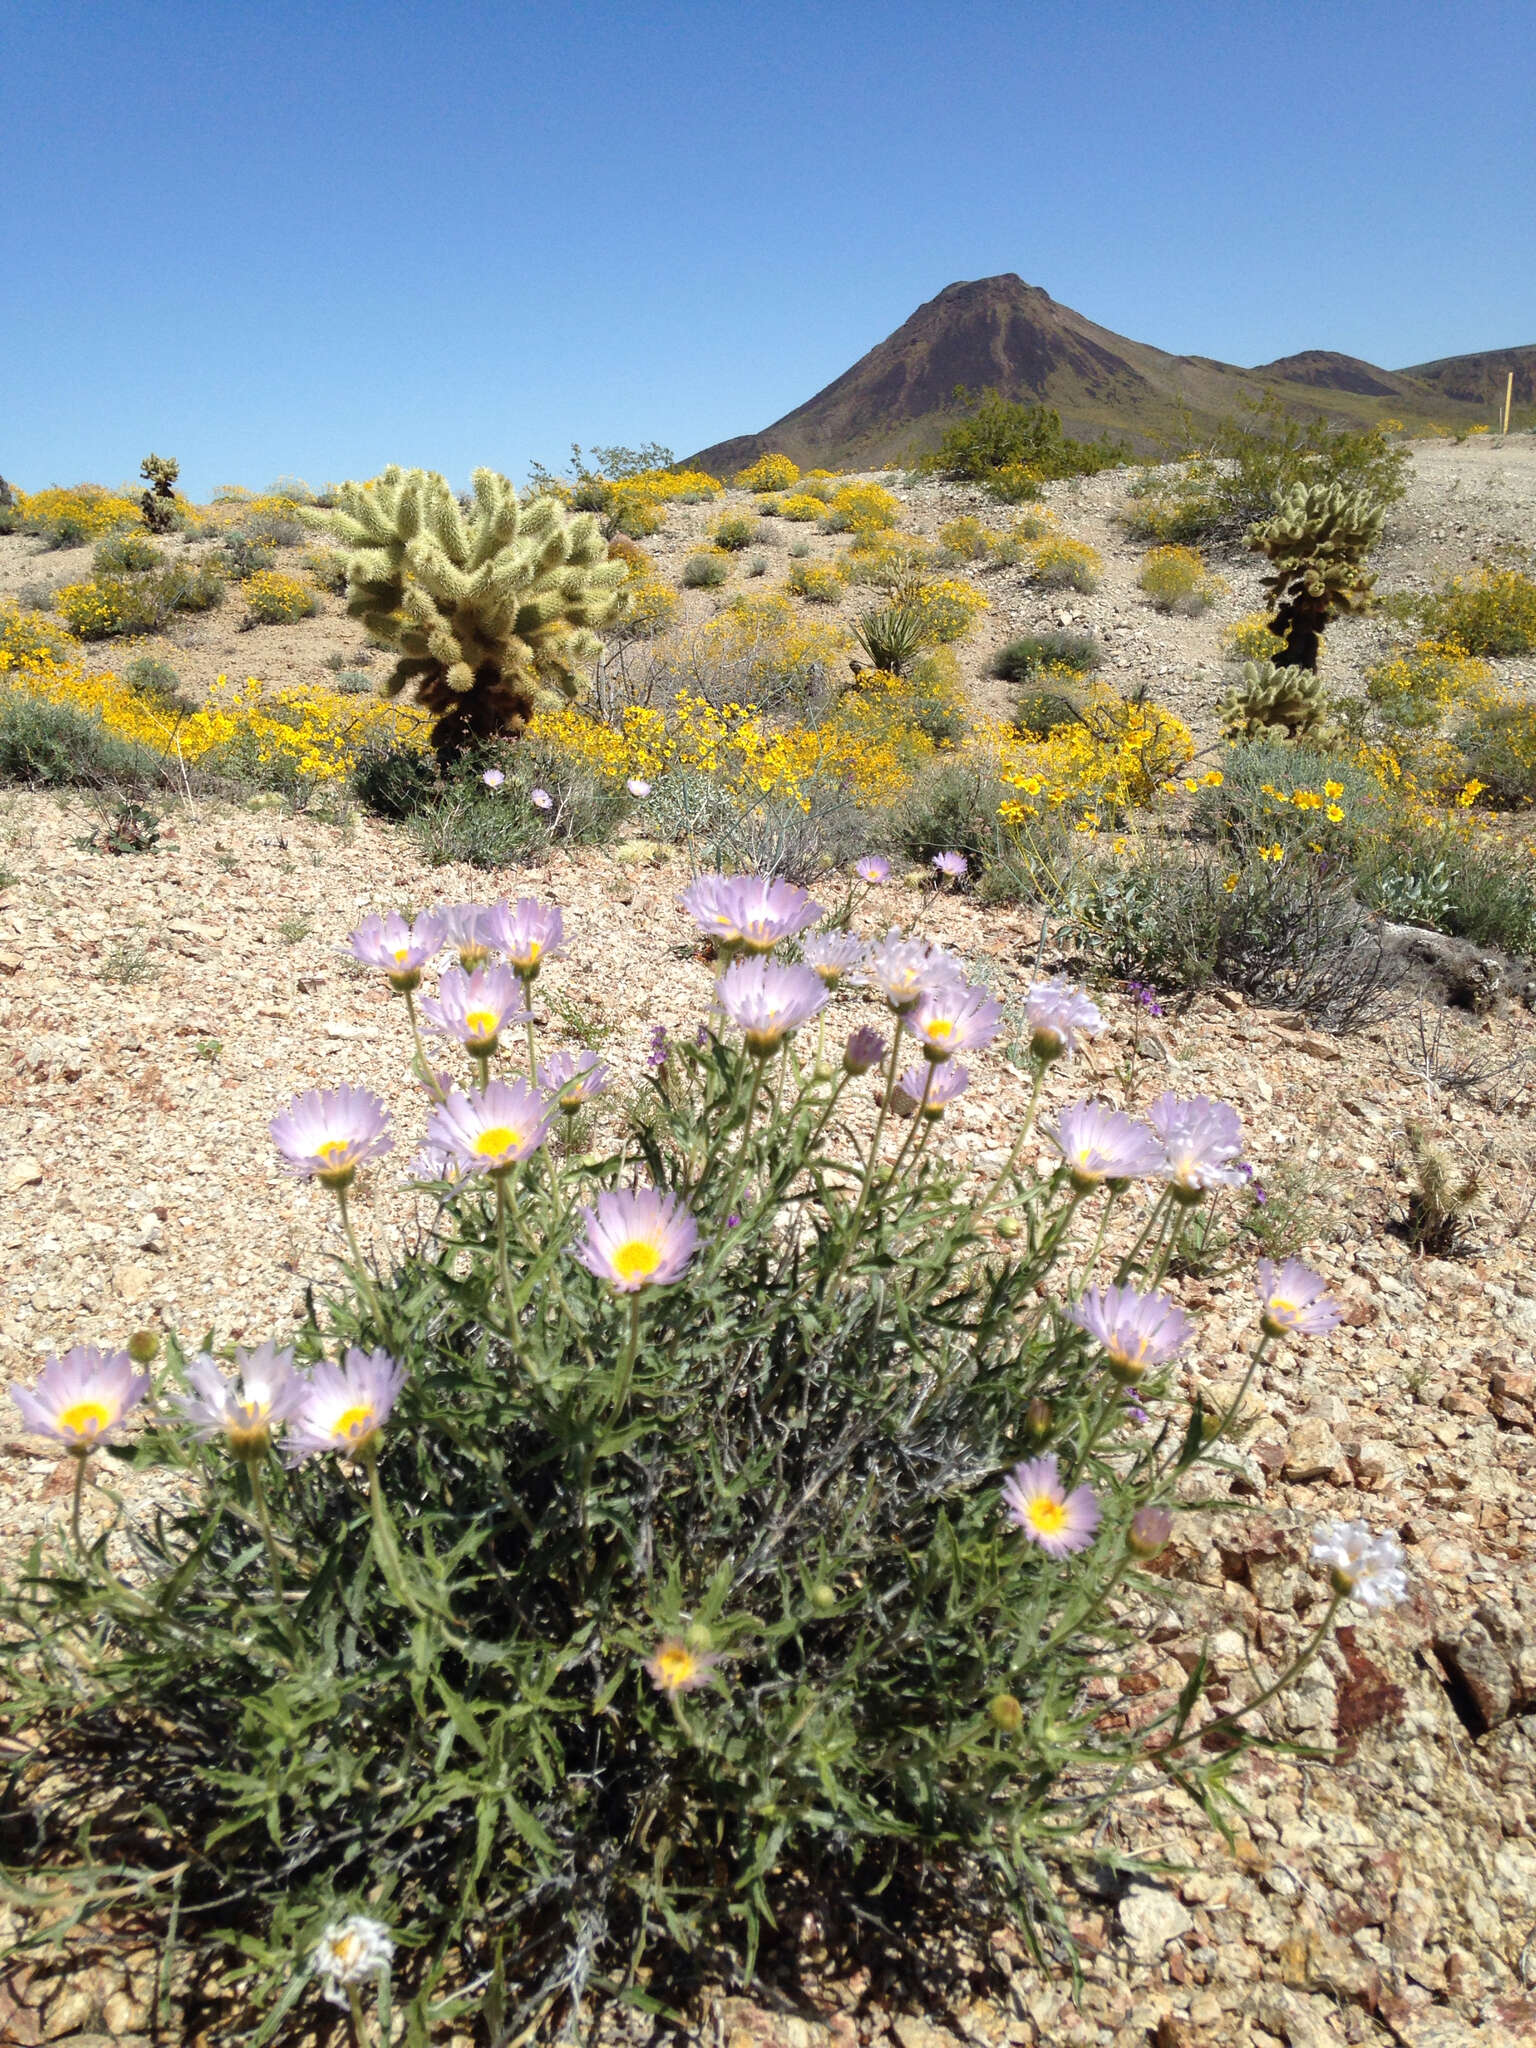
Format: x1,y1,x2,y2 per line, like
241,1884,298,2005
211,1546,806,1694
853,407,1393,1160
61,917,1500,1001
853,602,926,676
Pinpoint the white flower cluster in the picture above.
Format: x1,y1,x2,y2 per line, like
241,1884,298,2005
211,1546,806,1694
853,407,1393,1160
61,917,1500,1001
312,1914,395,2006
1311,1521,1410,1611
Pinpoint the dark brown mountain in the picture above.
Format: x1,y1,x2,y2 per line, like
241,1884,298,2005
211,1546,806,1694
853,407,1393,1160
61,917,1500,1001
1401,343,1536,409
687,275,1526,474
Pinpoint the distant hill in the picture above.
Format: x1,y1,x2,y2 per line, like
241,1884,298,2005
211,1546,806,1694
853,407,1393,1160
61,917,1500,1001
687,275,1528,474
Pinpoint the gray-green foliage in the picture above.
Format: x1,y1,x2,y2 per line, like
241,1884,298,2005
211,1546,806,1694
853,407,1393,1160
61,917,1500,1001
1217,659,1340,744
319,467,627,757
1247,482,1384,672
852,603,925,676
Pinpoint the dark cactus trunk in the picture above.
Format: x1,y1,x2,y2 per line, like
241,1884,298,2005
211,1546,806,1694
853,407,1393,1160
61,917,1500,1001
420,661,537,765
1268,588,1327,672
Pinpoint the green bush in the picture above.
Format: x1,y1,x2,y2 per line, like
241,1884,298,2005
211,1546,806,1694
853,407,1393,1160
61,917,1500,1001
93,531,166,575
0,692,161,789
1451,695,1536,805
992,632,1102,682
853,604,925,676
896,756,1014,872
681,552,730,589
920,386,1126,486
220,533,277,580
119,654,193,712
711,513,758,552
53,562,224,639
332,668,375,695
351,742,439,820
1137,545,1224,615
304,547,350,594
1354,827,1536,959
1419,568,1536,656
242,570,320,625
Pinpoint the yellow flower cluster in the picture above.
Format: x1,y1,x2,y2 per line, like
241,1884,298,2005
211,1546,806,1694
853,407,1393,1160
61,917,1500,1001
989,689,1194,827
197,490,307,532
1137,545,1227,611
14,485,141,542
733,453,800,493
899,576,990,644
1221,612,1287,663
614,549,680,637
50,578,144,640
777,494,826,522
1365,638,1492,723
1026,535,1103,590
828,482,901,532
606,467,723,535
1259,778,1349,826
787,561,844,603
243,571,320,624
698,593,849,694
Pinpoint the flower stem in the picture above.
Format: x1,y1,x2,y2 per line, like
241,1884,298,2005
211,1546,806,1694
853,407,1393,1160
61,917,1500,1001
881,1062,935,1189
249,1457,300,1651
525,1012,539,1085
973,1060,1048,1219
69,1452,88,1552
1153,1588,1345,1764
335,1183,386,1336
611,1294,641,1417
495,1174,518,1331
401,987,441,1099
347,1982,372,2048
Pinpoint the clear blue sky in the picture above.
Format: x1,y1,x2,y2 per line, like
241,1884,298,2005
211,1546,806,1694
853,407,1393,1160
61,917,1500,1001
4,0,1533,498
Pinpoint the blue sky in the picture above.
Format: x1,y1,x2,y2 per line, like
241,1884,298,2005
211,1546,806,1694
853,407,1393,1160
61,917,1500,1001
4,0,1533,498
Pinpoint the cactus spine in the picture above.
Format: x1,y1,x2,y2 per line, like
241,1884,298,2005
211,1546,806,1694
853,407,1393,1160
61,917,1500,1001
1247,481,1384,672
322,466,628,759
1217,659,1340,744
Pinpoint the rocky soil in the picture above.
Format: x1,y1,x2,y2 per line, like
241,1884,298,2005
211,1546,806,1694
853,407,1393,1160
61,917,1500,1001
1,442,1535,2045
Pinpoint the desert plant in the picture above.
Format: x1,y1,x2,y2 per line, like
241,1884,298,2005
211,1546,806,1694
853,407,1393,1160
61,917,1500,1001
787,560,844,603
1137,545,1225,615
1418,567,1536,657
93,530,165,575
242,570,320,626
1221,612,1288,664
893,575,990,642
897,755,1013,871
139,453,180,532
332,668,376,695
320,466,627,760
0,692,161,789
921,386,1126,486
304,547,349,593
747,552,768,578
682,551,731,589
220,532,277,580
824,483,901,533
52,563,224,639
1401,1121,1480,1255
16,485,142,548
992,632,1102,682
351,740,439,820
711,513,758,552
778,494,824,522
1364,639,1492,729
1217,660,1341,745
1026,537,1102,593
732,452,800,492
937,515,991,560
1246,483,1384,672
1447,693,1536,807
852,604,926,676
119,654,192,710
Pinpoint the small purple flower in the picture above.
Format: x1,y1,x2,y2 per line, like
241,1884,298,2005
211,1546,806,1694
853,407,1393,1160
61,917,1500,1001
427,1078,557,1175
285,1347,406,1465
347,909,445,992
1125,978,1165,1017
575,1187,698,1292
932,850,968,880
716,957,828,1055
531,786,553,811
270,1084,393,1189
11,1346,150,1454
646,1024,670,1071
802,929,869,989
484,896,566,981
681,874,824,956
1069,1283,1193,1384
890,1061,970,1119
909,981,1003,1064
855,855,891,885
418,963,529,1055
1149,1092,1247,1203
864,929,966,1013
482,768,506,789
1002,1453,1100,1557
1025,977,1103,1062
436,902,495,970
538,1048,611,1112
843,1024,887,1075
173,1342,305,1456
1042,1101,1165,1190
627,776,651,798
1251,1182,1269,1206
1256,1258,1341,1339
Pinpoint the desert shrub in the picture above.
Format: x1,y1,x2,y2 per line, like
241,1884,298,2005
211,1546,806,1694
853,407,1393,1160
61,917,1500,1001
1138,545,1225,615
119,654,191,710
332,668,376,694
1217,660,1342,746
747,552,768,578
220,532,277,579
921,386,1126,486
1450,692,1536,806
787,560,844,603
937,515,991,560
1073,843,1398,1027
982,463,1046,504
700,782,869,882
840,534,940,588
304,547,349,593
1364,639,1492,729
0,691,161,788
681,551,730,589
711,513,758,552
1026,537,1102,592
897,754,1014,870
1120,469,1221,544
853,604,925,676
897,575,990,642
351,740,439,819
1012,682,1089,735
824,483,901,533
778,493,824,522
242,570,320,625
15,485,141,548
0,599,76,667
1418,568,1536,656
732,451,799,492
53,563,224,639
997,691,1194,828
239,501,308,546
1354,827,1536,959
93,531,165,576
841,657,968,753
1221,612,1288,664
411,782,547,867
992,632,1102,683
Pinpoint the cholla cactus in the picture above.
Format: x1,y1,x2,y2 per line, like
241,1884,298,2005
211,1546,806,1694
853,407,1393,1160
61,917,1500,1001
1247,482,1384,672
139,454,180,534
1218,659,1340,744
323,467,628,758
1403,1120,1480,1255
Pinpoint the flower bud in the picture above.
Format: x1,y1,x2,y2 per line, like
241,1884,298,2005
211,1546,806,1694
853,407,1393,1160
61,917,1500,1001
810,1582,837,1612
127,1328,161,1365
988,1692,1024,1733
1127,1506,1173,1559
685,1621,714,1653
1028,1027,1066,1065
995,1212,1023,1242
1024,1397,1052,1442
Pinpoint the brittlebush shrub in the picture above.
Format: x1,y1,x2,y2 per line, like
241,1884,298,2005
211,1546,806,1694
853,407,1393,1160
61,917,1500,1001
778,493,825,523
733,452,800,492
1365,640,1492,729
242,570,320,625
787,560,844,603
16,485,142,548
1222,612,1288,664
825,483,901,533
1138,545,1226,615
1419,568,1536,656
1027,536,1102,593
1451,692,1536,806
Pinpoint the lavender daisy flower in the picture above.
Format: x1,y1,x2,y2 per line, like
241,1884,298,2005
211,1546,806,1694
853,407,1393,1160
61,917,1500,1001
1002,1453,1100,1558
1069,1283,1193,1384
864,930,966,1013
627,776,651,798
417,963,529,1056
285,1347,406,1465
1149,1092,1248,1203
1311,1521,1410,1611
1256,1257,1341,1339
314,1916,395,2009
1042,1101,1166,1190
909,981,1003,1063
890,1061,970,1119
538,1048,612,1112
482,767,505,788
932,850,968,880
403,1137,462,1184
484,897,565,981
427,1078,556,1175
347,909,445,992
802,929,869,989
854,854,891,884
270,1084,392,1189
436,901,494,970
531,786,553,811
843,1024,887,1075
575,1187,698,1292
10,1346,150,1455
716,957,828,1055
172,1341,304,1457
681,874,824,955
645,1638,721,1694
1025,977,1103,1062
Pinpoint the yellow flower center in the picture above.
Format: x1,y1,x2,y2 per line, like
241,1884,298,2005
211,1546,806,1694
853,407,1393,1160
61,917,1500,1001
58,1398,111,1438
927,1017,954,1040
653,1644,698,1689
518,940,542,966
474,1125,522,1157
391,946,411,964
315,1138,353,1165
1269,1296,1296,1319
332,1404,375,1442
465,1007,499,1043
613,1238,661,1283
1027,1496,1067,1536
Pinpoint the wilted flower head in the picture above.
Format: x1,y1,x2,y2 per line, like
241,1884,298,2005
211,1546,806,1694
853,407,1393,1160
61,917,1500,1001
1128,1505,1174,1558
843,1023,887,1075
285,1348,406,1465
1043,1100,1165,1190
627,776,651,798
347,909,445,992
575,1187,698,1293
313,1914,395,2006
1070,1283,1193,1383
173,1342,303,1457
427,1078,556,1175
855,854,891,885
538,1048,611,1112
890,1060,970,1119
932,850,968,880
531,786,554,811
864,929,966,1013
436,901,494,970
681,874,823,955
1002,1453,1100,1558
645,1637,720,1694
482,767,505,788
909,980,1002,1063
801,929,869,988
1311,1520,1409,1610
1149,1092,1247,1202
418,963,528,1055
484,897,565,980
1256,1257,1341,1339
716,957,827,1055
10,1346,150,1455
270,1084,392,1189
1025,977,1103,1061
403,1137,462,1184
